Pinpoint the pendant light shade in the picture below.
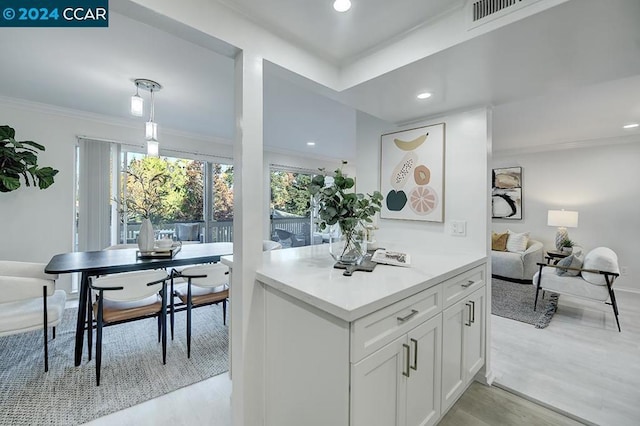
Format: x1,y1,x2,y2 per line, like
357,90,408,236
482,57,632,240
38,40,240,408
147,140,159,157
130,83,144,117
145,121,158,141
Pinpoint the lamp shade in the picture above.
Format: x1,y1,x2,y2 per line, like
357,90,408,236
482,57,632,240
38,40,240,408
547,210,579,228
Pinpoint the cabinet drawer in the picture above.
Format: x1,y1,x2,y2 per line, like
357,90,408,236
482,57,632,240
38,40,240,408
443,265,485,308
351,284,442,362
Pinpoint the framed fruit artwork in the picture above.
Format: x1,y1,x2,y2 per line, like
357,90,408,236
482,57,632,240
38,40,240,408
380,123,445,222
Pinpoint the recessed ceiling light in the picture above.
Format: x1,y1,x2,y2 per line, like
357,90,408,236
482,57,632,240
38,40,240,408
333,0,351,12
623,123,639,129
417,92,432,100
307,141,316,146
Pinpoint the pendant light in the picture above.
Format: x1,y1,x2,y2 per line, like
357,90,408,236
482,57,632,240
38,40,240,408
131,79,162,157
130,82,144,117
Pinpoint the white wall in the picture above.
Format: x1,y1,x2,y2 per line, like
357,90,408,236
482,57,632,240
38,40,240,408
355,108,489,256
492,141,640,292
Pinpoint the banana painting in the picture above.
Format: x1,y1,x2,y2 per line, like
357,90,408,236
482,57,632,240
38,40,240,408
393,133,428,151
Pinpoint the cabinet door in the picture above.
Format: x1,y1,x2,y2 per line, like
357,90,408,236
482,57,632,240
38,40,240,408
406,314,441,426
441,299,467,413
351,335,407,426
464,287,485,381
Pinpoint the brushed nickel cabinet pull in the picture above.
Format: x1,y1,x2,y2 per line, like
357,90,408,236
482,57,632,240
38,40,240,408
397,309,418,322
470,300,476,323
465,303,472,326
402,344,411,377
410,338,418,371
461,280,474,288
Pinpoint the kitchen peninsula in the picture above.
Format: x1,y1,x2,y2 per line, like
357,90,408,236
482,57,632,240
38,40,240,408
223,244,488,426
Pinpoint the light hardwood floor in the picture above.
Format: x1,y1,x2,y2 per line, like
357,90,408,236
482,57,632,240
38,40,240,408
439,382,582,426
84,291,640,425
492,290,640,426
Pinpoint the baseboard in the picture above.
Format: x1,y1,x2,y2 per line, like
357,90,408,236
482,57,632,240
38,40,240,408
492,382,598,426
491,274,533,284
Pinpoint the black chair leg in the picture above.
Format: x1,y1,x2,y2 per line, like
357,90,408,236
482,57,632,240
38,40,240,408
157,313,161,343
609,287,621,332
222,299,227,326
87,295,93,362
533,264,543,311
161,286,167,364
53,327,56,340
96,294,104,386
43,286,49,373
170,275,175,341
187,280,192,358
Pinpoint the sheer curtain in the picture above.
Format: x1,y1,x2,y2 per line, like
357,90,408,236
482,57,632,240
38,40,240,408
77,138,115,251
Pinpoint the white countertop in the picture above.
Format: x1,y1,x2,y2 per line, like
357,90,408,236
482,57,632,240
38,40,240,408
227,245,486,322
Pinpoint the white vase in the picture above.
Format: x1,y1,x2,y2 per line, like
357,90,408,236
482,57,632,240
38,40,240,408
137,218,155,252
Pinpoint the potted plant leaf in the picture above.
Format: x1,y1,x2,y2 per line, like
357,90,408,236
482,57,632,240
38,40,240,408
309,165,383,265
0,125,58,193
561,238,574,254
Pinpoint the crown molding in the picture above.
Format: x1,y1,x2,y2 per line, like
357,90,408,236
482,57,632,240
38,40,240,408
0,95,232,146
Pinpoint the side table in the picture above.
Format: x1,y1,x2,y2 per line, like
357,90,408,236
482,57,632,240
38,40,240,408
545,250,569,265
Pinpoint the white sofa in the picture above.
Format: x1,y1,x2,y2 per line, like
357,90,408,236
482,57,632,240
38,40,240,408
0,261,66,372
491,239,543,283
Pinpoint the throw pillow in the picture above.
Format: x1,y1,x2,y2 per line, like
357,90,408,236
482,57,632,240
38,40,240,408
506,230,530,252
555,253,584,277
582,247,619,285
491,232,508,251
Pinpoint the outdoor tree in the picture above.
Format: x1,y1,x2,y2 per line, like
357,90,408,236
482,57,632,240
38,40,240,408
121,157,170,223
213,163,233,220
270,171,312,217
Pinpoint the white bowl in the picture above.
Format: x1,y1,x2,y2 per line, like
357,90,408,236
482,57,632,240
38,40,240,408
155,239,174,249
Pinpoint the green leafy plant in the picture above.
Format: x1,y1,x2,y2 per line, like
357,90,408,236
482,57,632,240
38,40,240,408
309,165,383,257
0,125,58,192
561,238,574,248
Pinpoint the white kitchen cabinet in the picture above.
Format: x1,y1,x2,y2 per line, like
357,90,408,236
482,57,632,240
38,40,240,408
244,244,487,426
441,286,485,413
351,314,441,426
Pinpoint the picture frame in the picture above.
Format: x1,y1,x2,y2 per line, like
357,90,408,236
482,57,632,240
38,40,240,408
380,123,445,222
492,166,522,220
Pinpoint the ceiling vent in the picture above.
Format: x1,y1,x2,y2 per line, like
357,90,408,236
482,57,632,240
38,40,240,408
469,0,541,27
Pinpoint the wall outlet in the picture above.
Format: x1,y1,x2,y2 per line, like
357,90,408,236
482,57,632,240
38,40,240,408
621,266,628,276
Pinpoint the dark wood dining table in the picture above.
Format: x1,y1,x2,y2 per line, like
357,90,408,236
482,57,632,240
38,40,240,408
45,242,234,366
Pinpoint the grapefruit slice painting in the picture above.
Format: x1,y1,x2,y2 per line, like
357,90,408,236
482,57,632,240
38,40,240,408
408,186,438,216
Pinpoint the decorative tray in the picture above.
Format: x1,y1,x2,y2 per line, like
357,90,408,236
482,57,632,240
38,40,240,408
333,254,377,276
136,242,182,259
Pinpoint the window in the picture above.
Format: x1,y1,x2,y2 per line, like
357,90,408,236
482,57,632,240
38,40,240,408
118,152,234,244
269,169,316,248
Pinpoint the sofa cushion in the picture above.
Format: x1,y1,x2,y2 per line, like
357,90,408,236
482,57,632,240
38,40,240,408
555,253,584,277
506,230,530,252
491,232,508,251
582,247,619,285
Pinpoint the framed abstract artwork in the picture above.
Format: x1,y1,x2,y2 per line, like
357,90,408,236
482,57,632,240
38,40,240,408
492,167,522,219
380,123,445,222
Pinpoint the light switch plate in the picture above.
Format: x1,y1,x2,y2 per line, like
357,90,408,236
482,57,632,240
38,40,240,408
450,220,467,236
